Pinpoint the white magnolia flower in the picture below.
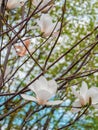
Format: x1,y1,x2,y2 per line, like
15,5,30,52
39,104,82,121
21,76,63,106
7,0,26,9
32,0,53,13
37,14,61,37
72,81,98,112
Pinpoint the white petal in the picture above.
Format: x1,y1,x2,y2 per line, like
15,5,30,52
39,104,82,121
79,95,88,105
34,76,47,90
72,100,81,113
88,87,98,97
46,100,63,106
80,81,88,98
21,94,37,102
37,19,47,33
72,99,81,107
37,14,59,36
35,76,49,92
92,104,98,109
28,84,37,94
41,14,52,34
91,94,98,104
37,14,52,30
71,87,80,97
71,108,80,113
38,76,48,88
88,87,98,104
29,76,57,100
28,80,41,96
32,0,39,6
29,76,48,94
48,79,58,94
36,89,52,100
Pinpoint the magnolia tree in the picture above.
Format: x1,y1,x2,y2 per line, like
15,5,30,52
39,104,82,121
0,0,98,129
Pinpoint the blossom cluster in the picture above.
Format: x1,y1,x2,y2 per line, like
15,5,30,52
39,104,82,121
21,76,63,106
0,0,62,106
72,82,98,112
3,0,60,56
0,0,98,112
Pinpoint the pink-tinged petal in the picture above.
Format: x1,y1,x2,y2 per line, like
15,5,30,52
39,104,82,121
46,100,63,106
80,81,88,98
79,95,88,106
15,39,30,57
37,98,47,105
15,46,26,56
72,100,81,113
21,94,37,102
